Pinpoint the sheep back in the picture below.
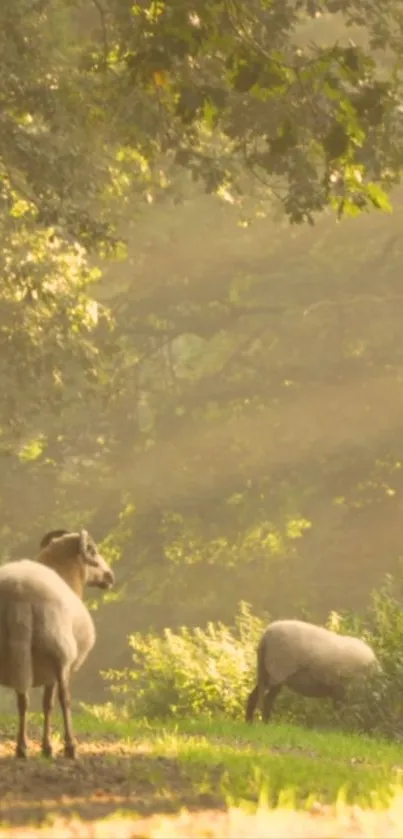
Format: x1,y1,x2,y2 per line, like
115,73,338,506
260,619,378,690
0,559,96,692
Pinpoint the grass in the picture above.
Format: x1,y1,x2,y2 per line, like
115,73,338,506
0,706,402,835
73,711,399,804
78,708,403,806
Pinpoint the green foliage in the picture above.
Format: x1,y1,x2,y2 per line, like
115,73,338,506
106,0,403,222
2,0,400,231
102,601,267,719
324,572,403,737
103,572,403,738
0,0,118,248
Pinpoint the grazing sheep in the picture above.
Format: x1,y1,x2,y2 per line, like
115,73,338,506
0,528,114,759
245,619,379,724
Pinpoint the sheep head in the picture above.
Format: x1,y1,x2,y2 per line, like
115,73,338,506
38,529,115,594
77,529,115,590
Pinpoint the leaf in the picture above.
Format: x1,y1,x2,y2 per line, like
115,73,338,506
366,183,393,213
153,70,168,86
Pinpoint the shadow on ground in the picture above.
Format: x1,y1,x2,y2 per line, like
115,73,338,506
0,725,224,827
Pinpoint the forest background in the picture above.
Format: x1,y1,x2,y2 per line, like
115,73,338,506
2,0,403,703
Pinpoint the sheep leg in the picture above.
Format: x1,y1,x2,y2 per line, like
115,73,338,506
57,674,76,759
262,685,282,722
15,692,29,759
245,685,259,723
332,685,346,715
41,684,56,758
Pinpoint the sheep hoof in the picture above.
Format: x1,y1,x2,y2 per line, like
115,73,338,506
64,743,76,760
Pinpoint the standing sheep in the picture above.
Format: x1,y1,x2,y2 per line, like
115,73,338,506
0,528,114,759
245,619,379,724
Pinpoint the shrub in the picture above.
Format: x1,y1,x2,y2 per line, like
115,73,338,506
102,601,266,719
102,569,403,737
327,572,403,738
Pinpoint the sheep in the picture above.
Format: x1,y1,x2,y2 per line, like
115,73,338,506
0,528,114,759
245,619,380,724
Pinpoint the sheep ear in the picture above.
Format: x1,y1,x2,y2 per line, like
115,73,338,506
78,529,89,556
40,529,69,550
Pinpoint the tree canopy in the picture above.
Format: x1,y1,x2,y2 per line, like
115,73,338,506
105,0,403,222
2,0,403,237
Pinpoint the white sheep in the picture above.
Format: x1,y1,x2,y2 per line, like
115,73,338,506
0,528,114,759
245,619,380,724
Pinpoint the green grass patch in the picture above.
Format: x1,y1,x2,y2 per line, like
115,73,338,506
0,708,402,829
71,708,403,809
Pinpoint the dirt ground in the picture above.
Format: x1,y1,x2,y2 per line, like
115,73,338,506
0,723,402,838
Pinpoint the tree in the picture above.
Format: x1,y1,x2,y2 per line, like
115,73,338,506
0,0,121,559
2,0,403,241
99,0,403,222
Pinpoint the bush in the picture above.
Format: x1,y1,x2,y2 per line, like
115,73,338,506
326,572,403,738
102,570,403,737
102,601,266,719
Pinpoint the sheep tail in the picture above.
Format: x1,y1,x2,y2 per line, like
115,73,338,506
4,599,33,692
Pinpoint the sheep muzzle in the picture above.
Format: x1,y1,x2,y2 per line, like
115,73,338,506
84,552,115,590
98,568,115,590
